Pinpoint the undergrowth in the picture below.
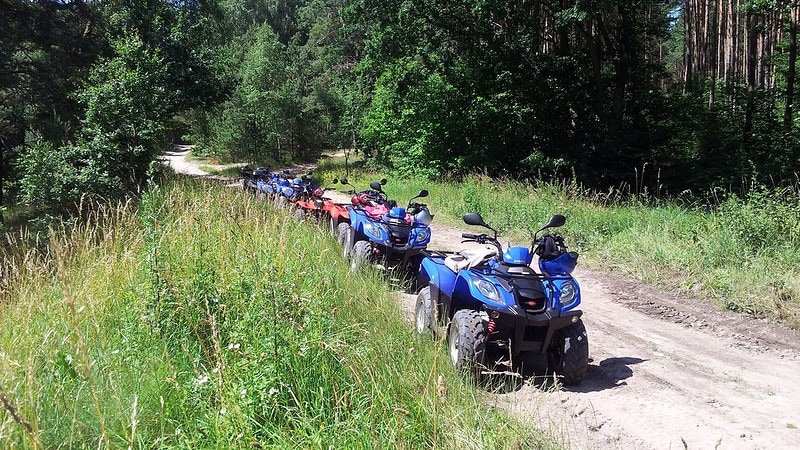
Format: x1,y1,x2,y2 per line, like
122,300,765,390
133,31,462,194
0,178,553,449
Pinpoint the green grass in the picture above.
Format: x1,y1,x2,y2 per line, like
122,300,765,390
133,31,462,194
0,177,555,449
314,161,800,329
199,164,247,178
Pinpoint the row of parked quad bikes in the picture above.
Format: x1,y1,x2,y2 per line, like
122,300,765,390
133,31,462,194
241,166,589,385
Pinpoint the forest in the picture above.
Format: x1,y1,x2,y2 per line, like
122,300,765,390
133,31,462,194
2,0,800,220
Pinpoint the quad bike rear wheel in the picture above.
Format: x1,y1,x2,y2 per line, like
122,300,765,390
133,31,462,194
350,240,372,272
448,309,487,381
546,319,589,386
415,286,437,337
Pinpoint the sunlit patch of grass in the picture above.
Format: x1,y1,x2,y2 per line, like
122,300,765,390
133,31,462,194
199,164,246,178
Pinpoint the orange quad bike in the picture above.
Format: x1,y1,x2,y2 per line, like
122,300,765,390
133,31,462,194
291,178,349,239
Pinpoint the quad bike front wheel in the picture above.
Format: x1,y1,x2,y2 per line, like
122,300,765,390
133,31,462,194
293,207,306,222
329,217,338,237
340,223,353,258
546,319,589,386
448,309,487,381
415,286,437,337
350,240,372,272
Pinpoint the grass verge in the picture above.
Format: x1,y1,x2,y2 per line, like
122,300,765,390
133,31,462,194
0,176,555,449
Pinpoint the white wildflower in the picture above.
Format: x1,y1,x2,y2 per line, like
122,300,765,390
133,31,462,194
196,374,210,386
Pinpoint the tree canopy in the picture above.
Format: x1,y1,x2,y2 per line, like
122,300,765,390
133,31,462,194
2,0,799,220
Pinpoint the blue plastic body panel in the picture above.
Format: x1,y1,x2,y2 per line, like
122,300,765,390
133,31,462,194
539,252,578,275
503,246,532,265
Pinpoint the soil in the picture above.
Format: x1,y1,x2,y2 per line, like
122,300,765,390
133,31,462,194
164,149,800,450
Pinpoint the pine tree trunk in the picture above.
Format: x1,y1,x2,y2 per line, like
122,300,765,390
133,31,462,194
785,5,798,129
744,10,758,153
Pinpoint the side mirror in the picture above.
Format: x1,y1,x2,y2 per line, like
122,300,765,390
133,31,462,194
542,214,566,229
307,171,313,176
535,214,566,236
340,177,348,185
369,181,383,191
331,178,338,184
463,212,487,227
380,178,387,185
416,189,429,198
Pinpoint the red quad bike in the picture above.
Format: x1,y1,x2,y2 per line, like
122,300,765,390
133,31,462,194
322,179,351,242
289,173,326,221
291,177,350,231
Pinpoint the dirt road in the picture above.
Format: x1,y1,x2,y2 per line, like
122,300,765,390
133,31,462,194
165,150,800,449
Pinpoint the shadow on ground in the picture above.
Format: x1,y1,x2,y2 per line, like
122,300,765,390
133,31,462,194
482,355,646,394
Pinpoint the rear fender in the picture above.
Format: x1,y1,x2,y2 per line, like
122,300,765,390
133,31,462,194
329,205,349,221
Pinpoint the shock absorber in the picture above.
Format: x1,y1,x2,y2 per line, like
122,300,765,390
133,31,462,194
487,318,498,334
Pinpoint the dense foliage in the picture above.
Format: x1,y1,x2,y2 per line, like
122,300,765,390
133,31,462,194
2,0,800,219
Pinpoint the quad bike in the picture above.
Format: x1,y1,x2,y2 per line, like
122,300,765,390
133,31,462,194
240,166,270,194
290,174,340,222
334,178,387,255
315,178,350,239
341,179,434,277
333,177,392,248
274,175,297,208
415,213,588,385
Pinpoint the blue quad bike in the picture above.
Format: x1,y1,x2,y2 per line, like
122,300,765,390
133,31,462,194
240,166,270,194
415,213,588,385
343,181,434,278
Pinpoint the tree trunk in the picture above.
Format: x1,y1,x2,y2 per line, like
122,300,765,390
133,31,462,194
785,5,798,129
0,140,4,225
744,10,758,153
684,0,694,92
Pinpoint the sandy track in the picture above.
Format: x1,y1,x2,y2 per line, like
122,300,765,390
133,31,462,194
164,150,800,449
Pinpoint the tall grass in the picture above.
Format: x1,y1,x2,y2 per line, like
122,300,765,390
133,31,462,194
315,161,800,329
0,177,554,448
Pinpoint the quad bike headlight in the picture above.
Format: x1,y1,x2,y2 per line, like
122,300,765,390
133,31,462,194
559,280,577,305
415,228,430,243
365,222,385,239
474,278,501,303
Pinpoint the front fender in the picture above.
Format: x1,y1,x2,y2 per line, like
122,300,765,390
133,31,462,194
550,277,581,311
408,225,431,248
420,257,457,297
453,272,516,314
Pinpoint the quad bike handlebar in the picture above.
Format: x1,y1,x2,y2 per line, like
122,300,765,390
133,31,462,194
460,232,504,253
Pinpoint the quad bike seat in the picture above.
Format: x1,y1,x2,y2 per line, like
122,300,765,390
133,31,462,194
444,246,498,273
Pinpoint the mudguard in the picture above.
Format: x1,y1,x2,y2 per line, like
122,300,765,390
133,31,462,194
550,277,581,311
420,257,457,297
452,272,516,313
